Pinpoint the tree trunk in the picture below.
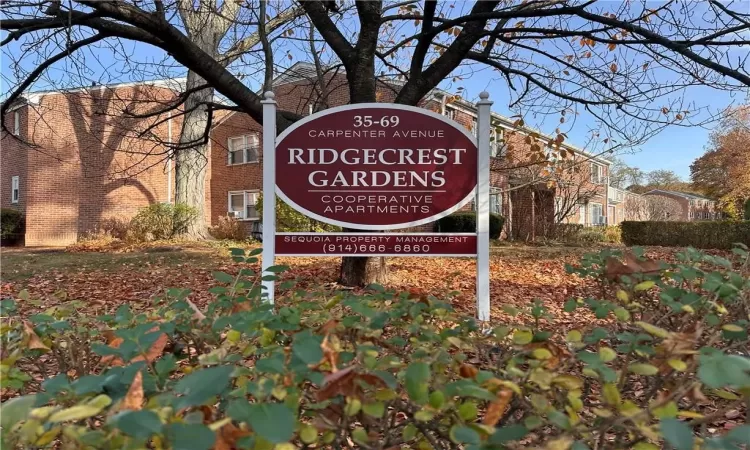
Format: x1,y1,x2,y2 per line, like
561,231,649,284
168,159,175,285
339,244,388,286
338,65,388,287
175,69,212,238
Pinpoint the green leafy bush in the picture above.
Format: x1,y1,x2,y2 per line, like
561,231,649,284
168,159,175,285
546,223,584,241
3,246,748,449
0,208,24,244
128,202,198,241
622,220,750,249
544,225,620,245
436,212,504,239
256,193,340,232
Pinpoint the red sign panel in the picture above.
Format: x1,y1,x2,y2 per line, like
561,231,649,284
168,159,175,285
275,104,477,230
275,233,477,256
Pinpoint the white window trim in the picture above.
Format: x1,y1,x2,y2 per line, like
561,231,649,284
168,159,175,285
590,202,604,225
579,203,587,224
13,111,20,136
11,176,19,203
590,162,603,184
227,134,260,166
228,190,260,221
490,187,502,215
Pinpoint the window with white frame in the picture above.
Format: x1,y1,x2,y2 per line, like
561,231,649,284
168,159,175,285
444,107,456,121
227,134,259,165
590,162,603,184
590,202,604,225
470,118,478,136
490,128,506,157
11,176,19,203
579,203,586,224
490,187,502,214
13,111,20,136
228,191,260,220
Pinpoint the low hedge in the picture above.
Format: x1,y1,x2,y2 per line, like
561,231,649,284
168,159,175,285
621,220,750,249
0,208,24,245
435,212,504,239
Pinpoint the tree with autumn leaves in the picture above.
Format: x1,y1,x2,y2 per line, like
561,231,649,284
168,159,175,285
691,107,750,218
3,0,750,285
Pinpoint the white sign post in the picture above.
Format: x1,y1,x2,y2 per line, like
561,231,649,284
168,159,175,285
261,91,277,304
260,91,493,322
476,92,492,322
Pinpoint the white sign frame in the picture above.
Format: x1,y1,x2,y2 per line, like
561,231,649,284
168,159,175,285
273,103,479,230
261,92,493,322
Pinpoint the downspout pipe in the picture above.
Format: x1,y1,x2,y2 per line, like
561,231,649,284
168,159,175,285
166,111,173,203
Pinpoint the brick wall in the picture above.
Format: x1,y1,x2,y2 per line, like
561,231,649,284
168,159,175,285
1,108,30,218
3,85,177,246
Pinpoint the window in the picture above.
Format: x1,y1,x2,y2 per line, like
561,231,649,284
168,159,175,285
579,203,586,224
228,191,260,220
470,118,478,136
13,111,19,136
227,134,259,165
590,162,603,184
490,128,506,157
11,176,19,203
608,205,616,224
590,202,604,225
444,107,456,121
490,187,502,214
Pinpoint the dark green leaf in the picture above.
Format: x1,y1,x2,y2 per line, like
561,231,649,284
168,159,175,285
110,410,163,440
292,331,323,365
548,410,571,430
489,424,527,444
256,353,286,374
213,271,235,283
405,362,431,405
698,351,750,389
450,425,480,444
727,425,750,445
165,423,215,450
174,365,233,410
661,418,694,450
229,400,294,444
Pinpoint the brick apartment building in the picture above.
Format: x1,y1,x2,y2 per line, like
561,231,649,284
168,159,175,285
2,80,184,246
643,189,718,220
3,63,625,246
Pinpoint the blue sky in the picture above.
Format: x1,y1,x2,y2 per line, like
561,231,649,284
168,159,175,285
3,6,747,180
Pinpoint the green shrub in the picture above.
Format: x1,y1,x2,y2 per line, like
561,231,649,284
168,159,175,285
129,202,198,241
546,223,584,240
256,193,340,232
0,208,24,244
545,224,620,245
435,212,504,239
1,246,748,449
576,227,606,245
622,220,750,249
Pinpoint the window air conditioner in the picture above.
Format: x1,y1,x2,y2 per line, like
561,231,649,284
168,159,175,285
228,211,242,219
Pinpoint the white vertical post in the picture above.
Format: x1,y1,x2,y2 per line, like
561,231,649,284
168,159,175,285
262,91,277,304
476,92,493,322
